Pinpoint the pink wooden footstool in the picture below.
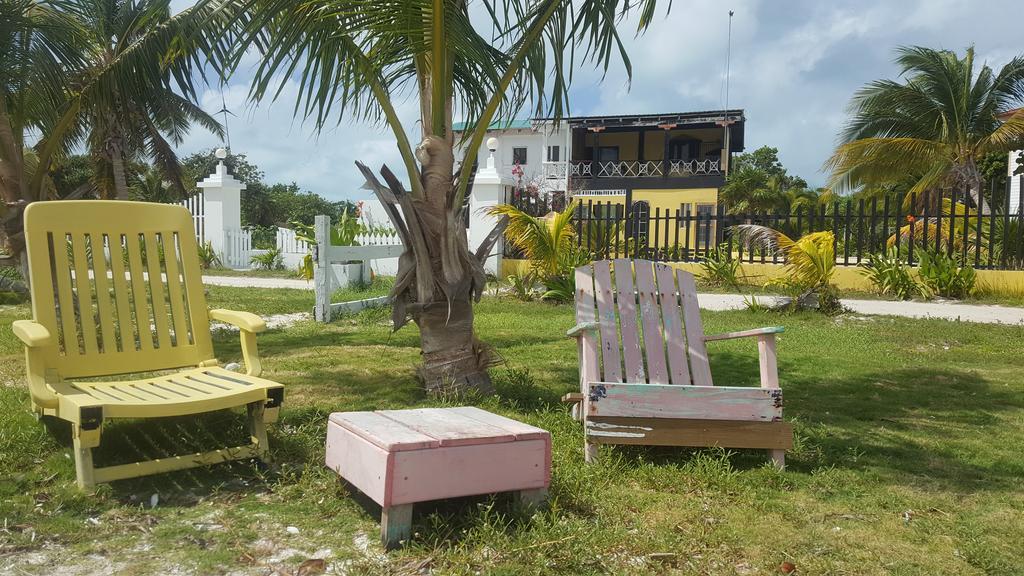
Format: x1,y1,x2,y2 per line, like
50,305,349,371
325,406,551,548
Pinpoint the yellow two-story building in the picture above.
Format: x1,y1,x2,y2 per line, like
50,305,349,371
456,109,746,248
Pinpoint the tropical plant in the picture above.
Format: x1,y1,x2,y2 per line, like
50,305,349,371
917,249,976,298
488,201,589,301
506,272,537,301
224,0,670,391
250,247,284,270
826,46,1024,211
859,248,922,300
196,240,221,269
732,224,839,311
130,165,175,203
698,247,741,289
886,199,986,259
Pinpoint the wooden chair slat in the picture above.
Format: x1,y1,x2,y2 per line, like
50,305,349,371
574,266,600,396
126,234,155,352
90,233,117,354
106,234,134,354
635,261,669,384
677,270,714,387
592,260,622,382
612,258,645,383
70,233,99,356
143,233,172,350
52,233,80,357
655,263,690,385
161,232,191,346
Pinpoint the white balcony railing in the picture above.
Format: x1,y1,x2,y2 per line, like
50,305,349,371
543,159,721,180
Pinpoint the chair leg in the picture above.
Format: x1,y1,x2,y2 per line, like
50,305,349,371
769,449,786,471
584,440,598,463
247,402,271,463
73,434,96,490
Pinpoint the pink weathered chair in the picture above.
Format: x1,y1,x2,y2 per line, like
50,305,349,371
564,259,793,468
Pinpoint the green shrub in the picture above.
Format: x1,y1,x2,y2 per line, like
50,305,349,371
506,272,537,301
196,241,222,269
917,249,976,298
250,247,284,270
698,247,740,289
859,248,921,300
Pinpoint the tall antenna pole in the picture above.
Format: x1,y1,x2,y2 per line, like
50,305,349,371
725,9,734,113
718,9,736,176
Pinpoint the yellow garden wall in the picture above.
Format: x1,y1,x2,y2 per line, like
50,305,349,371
500,258,1024,297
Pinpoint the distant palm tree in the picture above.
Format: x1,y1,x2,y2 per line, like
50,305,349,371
130,166,174,203
827,46,1024,212
70,0,223,200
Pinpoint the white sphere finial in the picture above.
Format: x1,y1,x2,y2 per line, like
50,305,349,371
486,137,499,152
215,147,228,159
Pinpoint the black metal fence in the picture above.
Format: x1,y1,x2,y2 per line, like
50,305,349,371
503,176,1024,270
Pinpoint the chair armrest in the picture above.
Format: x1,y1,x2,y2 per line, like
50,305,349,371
703,326,784,342
209,309,267,333
566,322,600,338
12,320,53,347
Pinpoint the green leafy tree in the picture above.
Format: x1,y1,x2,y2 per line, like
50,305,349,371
720,146,812,214
826,46,1024,212
224,0,669,390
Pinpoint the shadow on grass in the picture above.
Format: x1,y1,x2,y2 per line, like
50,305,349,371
707,350,1024,491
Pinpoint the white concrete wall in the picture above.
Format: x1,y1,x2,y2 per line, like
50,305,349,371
1010,150,1022,214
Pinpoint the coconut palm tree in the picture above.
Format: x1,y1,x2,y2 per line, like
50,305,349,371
67,0,224,200
2,0,235,269
826,46,1024,212
0,0,85,270
225,0,667,391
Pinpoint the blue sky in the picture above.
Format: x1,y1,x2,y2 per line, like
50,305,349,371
170,0,1022,200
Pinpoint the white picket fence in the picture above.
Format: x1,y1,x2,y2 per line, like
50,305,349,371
313,215,404,322
276,226,312,269
179,192,205,244
222,228,253,268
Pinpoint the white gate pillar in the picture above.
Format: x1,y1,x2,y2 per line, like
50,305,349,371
197,148,246,259
469,138,513,275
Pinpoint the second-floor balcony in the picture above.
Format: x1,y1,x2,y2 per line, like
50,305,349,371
543,159,722,180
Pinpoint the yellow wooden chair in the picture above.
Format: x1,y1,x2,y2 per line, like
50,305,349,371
12,200,284,488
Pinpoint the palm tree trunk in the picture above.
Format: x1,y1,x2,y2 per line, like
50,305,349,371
110,143,130,201
0,97,28,266
356,161,504,394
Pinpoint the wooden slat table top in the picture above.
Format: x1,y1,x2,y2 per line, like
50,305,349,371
330,407,549,452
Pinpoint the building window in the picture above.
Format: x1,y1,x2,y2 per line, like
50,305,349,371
546,145,560,162
695,203,716,246
512,147,528,165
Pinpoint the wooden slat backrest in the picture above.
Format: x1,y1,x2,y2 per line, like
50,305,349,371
592,260,622,382
574,266,600,393
654,263,690,385
578,260,714,387
634,261,669,384
678,269,714,386
612,258,644,383
23,201,215,379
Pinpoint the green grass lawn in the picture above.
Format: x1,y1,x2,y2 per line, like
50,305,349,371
1,287,1023,575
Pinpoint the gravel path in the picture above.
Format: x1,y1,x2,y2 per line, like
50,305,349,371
203,275,1024,325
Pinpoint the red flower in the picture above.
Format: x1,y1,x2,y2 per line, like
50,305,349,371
906,214,916,223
